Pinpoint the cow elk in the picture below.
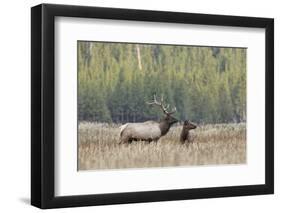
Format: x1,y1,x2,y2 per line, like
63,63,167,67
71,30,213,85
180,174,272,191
180,120,197,144
119,95,178,143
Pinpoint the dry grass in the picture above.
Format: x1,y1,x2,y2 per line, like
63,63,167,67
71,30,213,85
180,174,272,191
78,122,246,170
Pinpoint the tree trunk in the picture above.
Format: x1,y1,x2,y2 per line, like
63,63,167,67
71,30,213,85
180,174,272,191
136,44,142,70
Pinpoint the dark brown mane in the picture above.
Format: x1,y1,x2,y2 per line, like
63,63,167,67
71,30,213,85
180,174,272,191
159,115,178,135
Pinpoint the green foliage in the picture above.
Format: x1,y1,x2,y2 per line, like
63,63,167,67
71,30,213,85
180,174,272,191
78,42,246,123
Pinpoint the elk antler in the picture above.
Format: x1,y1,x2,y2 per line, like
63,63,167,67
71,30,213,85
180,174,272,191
146,94,177,115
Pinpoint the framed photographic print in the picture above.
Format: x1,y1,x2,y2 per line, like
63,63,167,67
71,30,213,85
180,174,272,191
31,3,274,209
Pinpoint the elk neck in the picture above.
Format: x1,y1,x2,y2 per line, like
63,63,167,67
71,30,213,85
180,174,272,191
159,120,171,136
180,126,190,142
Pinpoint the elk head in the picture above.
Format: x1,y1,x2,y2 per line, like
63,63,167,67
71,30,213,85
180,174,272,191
183,120,197,130
146,94,178,135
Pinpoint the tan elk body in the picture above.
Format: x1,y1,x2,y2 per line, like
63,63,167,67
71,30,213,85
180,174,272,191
119,95,177,143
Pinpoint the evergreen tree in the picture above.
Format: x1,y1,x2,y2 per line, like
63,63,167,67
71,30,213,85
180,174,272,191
78,41,246,124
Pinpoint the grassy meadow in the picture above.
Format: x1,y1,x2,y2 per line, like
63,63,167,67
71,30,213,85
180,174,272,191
78,122,246,170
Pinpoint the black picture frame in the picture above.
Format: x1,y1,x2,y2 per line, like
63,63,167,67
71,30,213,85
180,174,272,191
31,3,274,209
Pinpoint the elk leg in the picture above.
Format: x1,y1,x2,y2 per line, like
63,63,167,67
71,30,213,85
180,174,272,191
119,136,130,144
186,141,191,149
194,142,199,150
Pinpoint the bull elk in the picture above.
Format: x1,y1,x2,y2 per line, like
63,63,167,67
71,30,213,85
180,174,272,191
180,120,197,143
119,95,178,143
